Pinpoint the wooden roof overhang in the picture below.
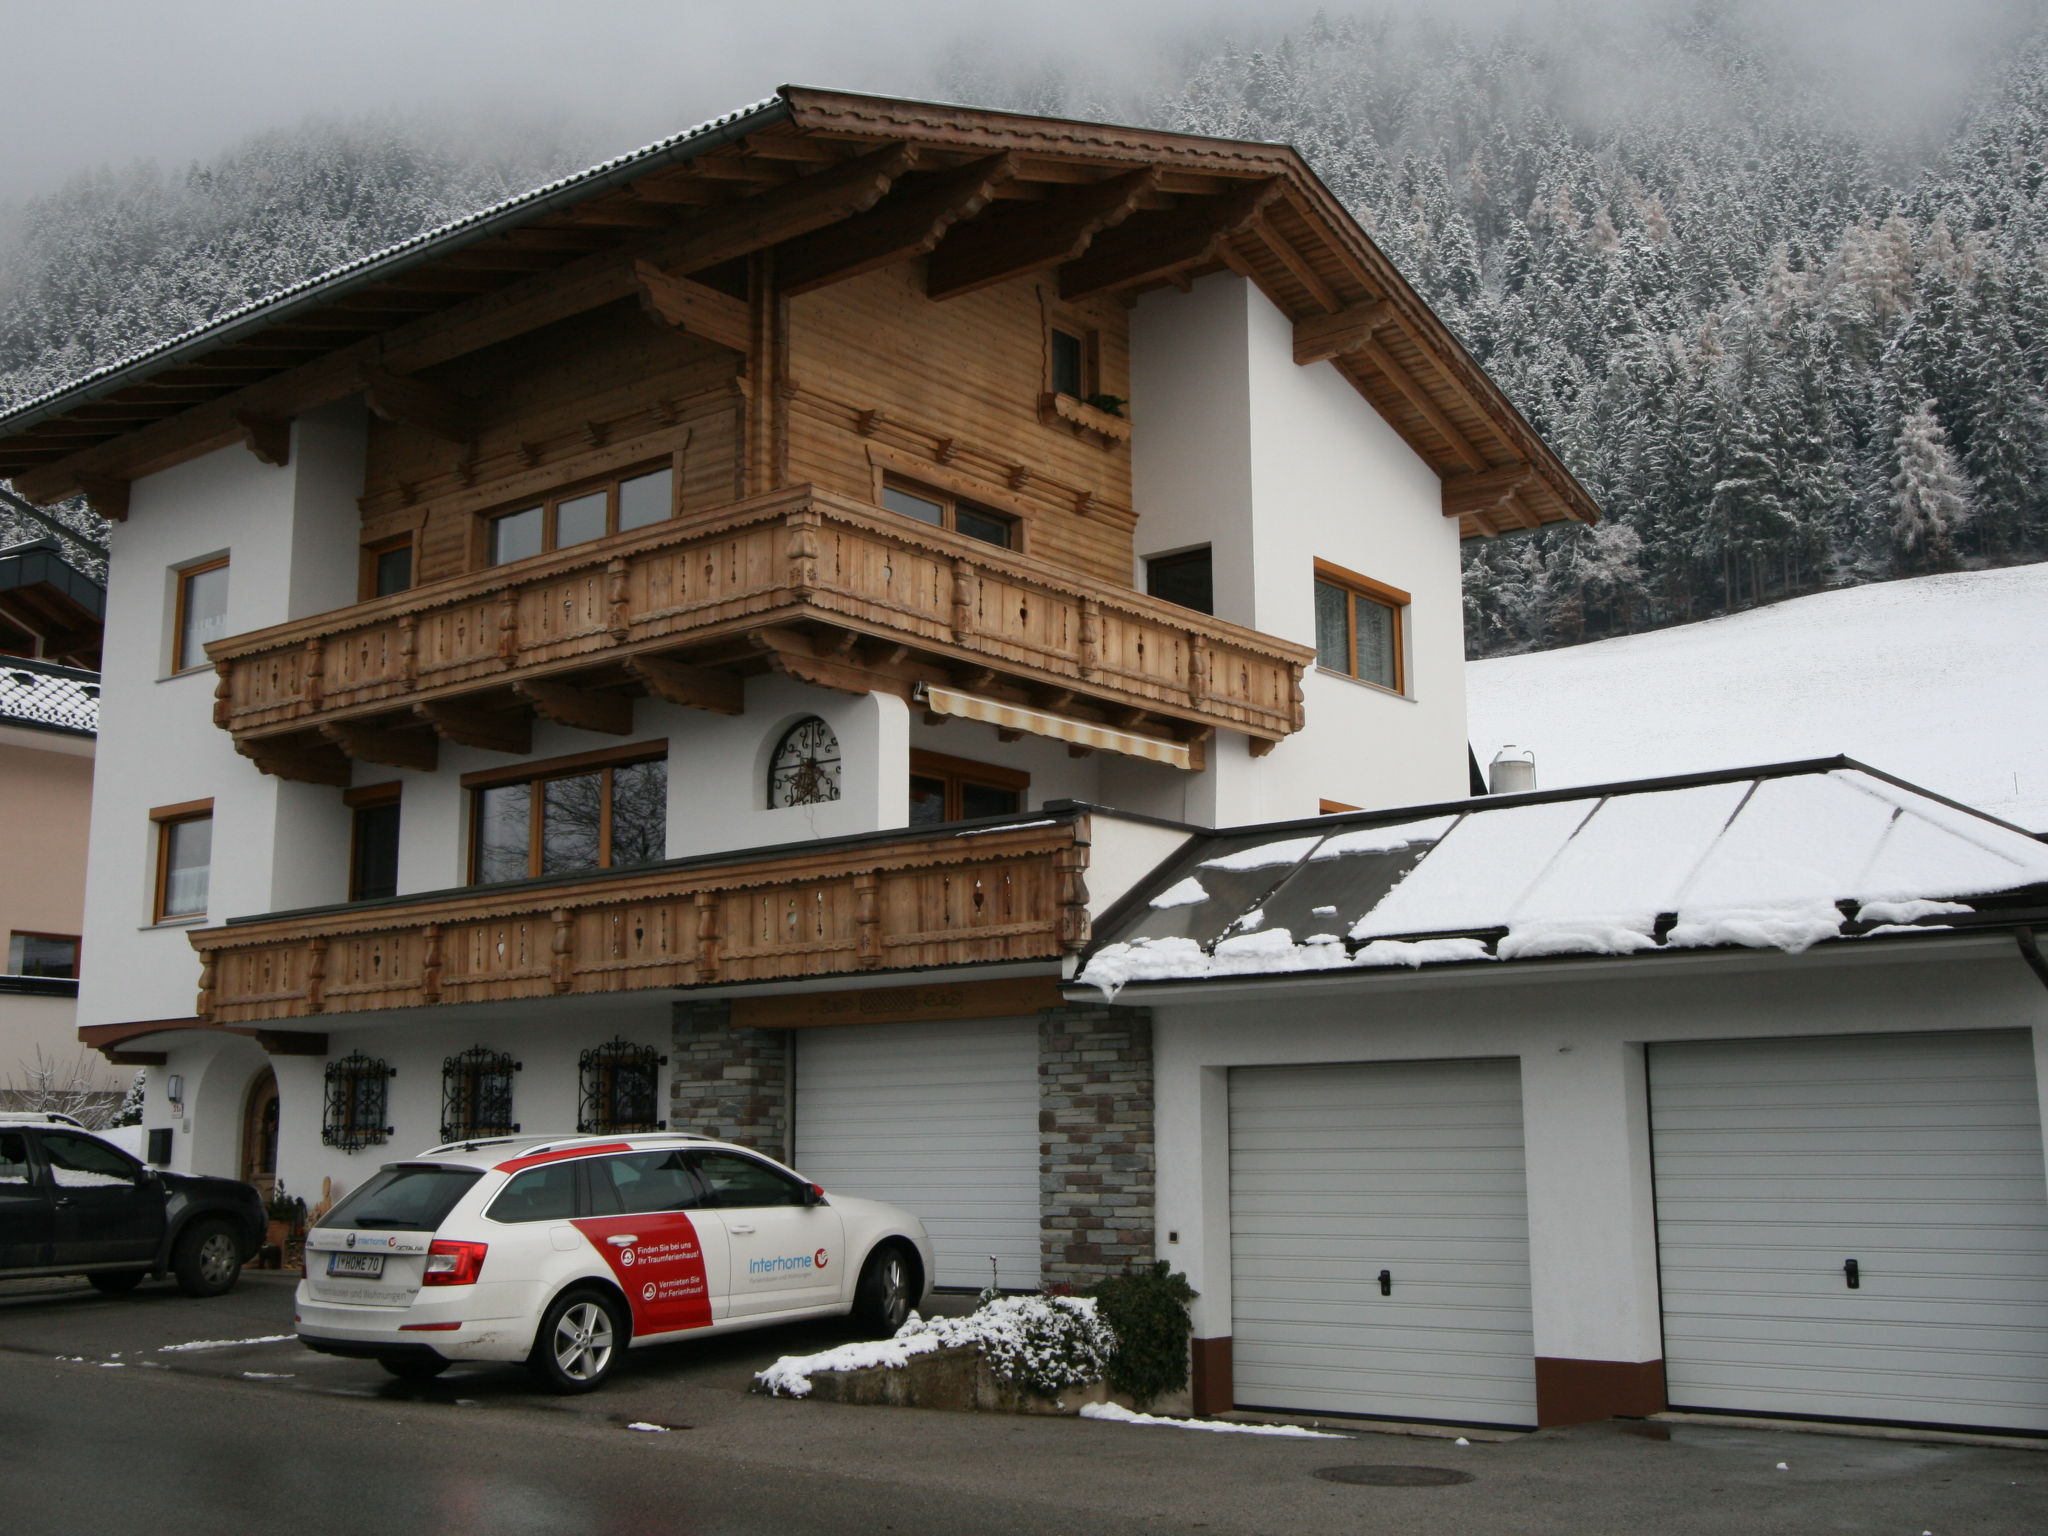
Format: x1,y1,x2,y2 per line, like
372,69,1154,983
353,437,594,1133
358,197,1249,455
0,87,1597,539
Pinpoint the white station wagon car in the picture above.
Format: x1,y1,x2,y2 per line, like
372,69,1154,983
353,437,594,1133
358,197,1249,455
295,1132,933,1391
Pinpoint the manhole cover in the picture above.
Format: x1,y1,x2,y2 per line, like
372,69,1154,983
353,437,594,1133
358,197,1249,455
1315,1465,1475,1487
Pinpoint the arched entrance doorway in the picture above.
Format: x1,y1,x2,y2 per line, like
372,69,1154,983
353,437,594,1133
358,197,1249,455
240,1069,279,1198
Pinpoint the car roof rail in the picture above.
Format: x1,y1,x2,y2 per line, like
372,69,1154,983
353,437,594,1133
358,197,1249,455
510,1130,717,1160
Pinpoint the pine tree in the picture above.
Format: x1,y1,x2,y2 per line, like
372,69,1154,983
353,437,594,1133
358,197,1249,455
1888,401,1974,572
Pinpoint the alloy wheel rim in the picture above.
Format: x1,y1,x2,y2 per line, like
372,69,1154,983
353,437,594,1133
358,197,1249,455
556,1301,613,1379
199,1233,237,1285
881,1255,909,1327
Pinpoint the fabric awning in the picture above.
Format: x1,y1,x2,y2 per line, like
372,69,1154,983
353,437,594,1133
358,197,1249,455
920,685,1193,770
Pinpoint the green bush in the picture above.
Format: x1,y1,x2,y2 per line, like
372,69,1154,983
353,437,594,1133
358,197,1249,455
1085,1262,1197,1408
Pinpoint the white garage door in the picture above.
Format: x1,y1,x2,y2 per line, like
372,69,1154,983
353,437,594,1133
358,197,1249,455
1229,1059,1537,1427
1651,1031,2048,1434
794,1018,1040,1291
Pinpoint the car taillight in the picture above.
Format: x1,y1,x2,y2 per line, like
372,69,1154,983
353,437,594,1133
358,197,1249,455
422,1239,487,1286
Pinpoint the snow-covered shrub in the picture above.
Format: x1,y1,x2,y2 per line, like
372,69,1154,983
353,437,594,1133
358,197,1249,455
916,1294,1115,1399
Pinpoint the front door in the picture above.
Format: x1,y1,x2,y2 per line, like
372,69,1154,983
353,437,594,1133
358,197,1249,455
691,1149,844,1317
241,1069,279,1200
0,1130,53,1270
41,1130,162,1268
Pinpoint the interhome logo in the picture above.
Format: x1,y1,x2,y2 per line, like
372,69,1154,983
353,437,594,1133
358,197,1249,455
747,1251,825,1275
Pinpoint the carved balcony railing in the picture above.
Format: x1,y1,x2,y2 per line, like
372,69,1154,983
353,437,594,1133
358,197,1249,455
207,485,1311,782
189,814,1090,1025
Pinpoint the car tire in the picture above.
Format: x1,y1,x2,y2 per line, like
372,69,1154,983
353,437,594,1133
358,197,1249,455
379,1356,451,1382
87,1270,147,1295
171,1218,243,1297
527,1288,625,1394
851,1243,915,1336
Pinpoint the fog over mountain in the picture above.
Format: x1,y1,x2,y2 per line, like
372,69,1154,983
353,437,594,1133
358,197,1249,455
4,2,2043,650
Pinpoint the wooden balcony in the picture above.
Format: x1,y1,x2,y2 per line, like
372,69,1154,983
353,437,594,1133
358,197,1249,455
209,485,1310,781
190,814,1089,1025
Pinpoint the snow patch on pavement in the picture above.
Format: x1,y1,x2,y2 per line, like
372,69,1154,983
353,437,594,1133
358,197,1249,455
1078,1402,1347,1438
159,1334,294,1353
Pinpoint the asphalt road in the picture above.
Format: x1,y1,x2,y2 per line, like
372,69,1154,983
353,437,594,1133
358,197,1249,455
1,1272,2042,1535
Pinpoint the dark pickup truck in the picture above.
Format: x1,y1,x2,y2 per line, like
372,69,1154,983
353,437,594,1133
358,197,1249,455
0,1117,265,1295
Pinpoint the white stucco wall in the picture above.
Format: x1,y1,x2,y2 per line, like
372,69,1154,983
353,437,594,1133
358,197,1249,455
1129,273,1469,825
1145,938,2048,1366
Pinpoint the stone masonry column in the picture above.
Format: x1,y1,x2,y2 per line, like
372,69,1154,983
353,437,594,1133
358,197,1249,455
1039,1003,1154,1289
669,999,789,1159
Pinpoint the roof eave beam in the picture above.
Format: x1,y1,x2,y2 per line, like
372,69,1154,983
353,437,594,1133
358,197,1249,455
926,169,1159,301
775,154,1019,297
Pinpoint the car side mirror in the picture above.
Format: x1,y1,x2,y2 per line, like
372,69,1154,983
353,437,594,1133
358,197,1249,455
802,1182,827,1207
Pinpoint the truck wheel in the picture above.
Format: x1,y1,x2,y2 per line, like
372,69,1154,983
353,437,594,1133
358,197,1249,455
172,1218,243,1297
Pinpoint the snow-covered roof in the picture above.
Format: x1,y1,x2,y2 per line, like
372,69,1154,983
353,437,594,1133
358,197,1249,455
1469,563,2048,832
1078,758,2048,996
0,655,99,737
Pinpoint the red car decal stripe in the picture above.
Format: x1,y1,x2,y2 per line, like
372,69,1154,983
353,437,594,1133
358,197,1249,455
494,1143,632,1174
571,1213,713,1334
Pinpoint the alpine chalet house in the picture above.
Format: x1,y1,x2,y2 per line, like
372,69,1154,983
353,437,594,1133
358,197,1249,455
0,90,1592,1383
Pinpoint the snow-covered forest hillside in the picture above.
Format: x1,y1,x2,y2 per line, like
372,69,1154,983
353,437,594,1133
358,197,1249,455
3,8,2044,654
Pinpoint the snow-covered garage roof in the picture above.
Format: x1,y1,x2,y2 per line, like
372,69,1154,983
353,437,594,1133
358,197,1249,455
1078,757,2048,996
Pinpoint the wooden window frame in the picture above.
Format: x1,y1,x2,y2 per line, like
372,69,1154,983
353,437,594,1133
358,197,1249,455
344,782,402,903
465,742,667,884
877,474,1019,552
150,799,214,923
909,749,1030,823
171,557,229,675
358,534,416,601
476,459,679,569
1044,309,1101,402
7,930,81,979
1312,558,1410,695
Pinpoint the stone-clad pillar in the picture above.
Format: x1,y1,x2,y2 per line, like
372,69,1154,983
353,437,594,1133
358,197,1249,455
669,999,789,1159
1039,1002,1154,1289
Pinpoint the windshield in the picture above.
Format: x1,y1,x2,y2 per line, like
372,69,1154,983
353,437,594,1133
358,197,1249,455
318,1164,481,1232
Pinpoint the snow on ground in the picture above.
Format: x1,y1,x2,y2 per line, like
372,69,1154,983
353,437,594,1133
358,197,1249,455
158,1334,293,1352
1467,564,2048,831
1078,1402,1348,1438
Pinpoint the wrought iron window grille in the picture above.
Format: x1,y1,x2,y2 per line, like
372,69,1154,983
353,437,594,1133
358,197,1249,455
440,1045,521,1143
322,1050,395,1152
578,1037,667,1134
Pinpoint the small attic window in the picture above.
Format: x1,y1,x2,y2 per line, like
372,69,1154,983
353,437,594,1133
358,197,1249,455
1051,327,1089,398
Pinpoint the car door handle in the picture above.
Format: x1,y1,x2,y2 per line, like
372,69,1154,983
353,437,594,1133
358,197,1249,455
606,1234,638,1247
727,1224,756,1236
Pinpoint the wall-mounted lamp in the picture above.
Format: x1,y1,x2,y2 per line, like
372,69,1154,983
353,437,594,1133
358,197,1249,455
165,1074,184,1107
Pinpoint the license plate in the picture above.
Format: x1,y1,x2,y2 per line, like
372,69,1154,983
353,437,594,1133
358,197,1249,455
327,1252,385,1277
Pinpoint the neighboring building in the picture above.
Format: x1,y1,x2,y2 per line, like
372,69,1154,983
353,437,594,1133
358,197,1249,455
0,91,1605,1385
0,543,106,1105
1468,562,2048,833
1080,758,2048,1435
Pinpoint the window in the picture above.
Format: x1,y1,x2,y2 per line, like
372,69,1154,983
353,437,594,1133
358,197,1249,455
1146,547,1214,615
8,932,79,979
592,1150,702,1215
0,1131,28,1186
488,1162,578,1223
1050,325,1093,399
484,464,674,567
440,1045,519,1143
173,558,228,674
909,750,1028,828
1312,559,1408,693
320,1165,481,1230
41,1131,143,1187
880,478,1014,550
322,1050,394,1152
577,1037,666,1134
468,748,666,885
360,535,414,599
767,716,842,808
691,1150,805,1208
345,784,402,902
151,800,213,922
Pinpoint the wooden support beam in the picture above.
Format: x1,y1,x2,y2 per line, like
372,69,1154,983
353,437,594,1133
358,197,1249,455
512,678,633,735
624,654,744,715
320,721,439,772
106,1050,168,1067
1351,336,1489,473
1057,179,1284,300
236,739,351,786
359,367,476,444
747,625,907,698
412,701,531,755
1248,218,1342,314
632,262,752,351
73,476,130,522
1442,465,1536,520
233,411,291,468
1293,300,1393,366
251,1029,328,1056
11,143,922,505
926,169,1158,300
775,154,1018,296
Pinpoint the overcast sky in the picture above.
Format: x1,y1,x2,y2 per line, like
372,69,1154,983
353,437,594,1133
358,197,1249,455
1,0,2036,204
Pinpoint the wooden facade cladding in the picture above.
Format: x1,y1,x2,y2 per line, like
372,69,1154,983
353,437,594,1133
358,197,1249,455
208,483,1309,775
188,815,1091,1025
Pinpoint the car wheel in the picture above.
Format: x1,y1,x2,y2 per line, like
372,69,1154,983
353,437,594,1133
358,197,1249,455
527,1289,625,1394
171,1218,243,1297
852,1243,914,1336
379,1356,451,1382
87,1270,147,1295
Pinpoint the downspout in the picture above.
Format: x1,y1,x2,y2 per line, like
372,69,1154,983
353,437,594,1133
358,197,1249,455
2017,928,2048,991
